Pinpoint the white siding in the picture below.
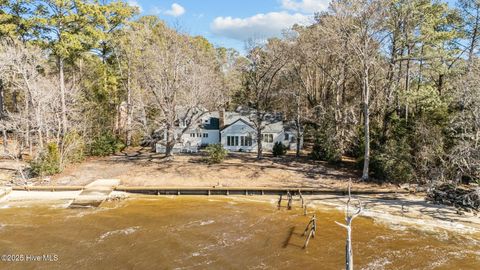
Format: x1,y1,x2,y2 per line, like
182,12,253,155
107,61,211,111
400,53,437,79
221,121,257,152
156,129,220,153
261,130,284,151
181,129,220,147
202,130,220,145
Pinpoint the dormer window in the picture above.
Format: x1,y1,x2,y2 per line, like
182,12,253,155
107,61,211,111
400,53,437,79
180,120,186,128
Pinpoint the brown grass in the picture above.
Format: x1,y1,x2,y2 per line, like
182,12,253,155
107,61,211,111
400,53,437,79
46,147,398,191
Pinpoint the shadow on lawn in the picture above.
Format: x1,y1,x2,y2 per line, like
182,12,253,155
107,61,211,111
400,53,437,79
106,147,361,182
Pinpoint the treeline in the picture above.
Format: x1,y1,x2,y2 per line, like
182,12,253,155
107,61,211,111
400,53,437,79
0,0,478,185
0,0,230,177
230,0,479,184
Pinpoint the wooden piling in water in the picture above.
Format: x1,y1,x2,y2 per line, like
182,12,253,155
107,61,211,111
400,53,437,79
299,191,305,209
303,214,317,249
287,191,292,210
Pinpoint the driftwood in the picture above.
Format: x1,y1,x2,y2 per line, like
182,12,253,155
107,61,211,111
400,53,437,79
335,181,362,270
287,191,293,210
427,184,480,213
299,191,305,208
303,214,317,249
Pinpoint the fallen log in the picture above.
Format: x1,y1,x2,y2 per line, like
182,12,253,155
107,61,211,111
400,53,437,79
426,184,480,213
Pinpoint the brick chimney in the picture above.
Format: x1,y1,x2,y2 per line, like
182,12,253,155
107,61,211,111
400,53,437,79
219,108,225,129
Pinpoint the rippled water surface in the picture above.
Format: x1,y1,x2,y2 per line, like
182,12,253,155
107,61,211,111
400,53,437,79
0,196,478,269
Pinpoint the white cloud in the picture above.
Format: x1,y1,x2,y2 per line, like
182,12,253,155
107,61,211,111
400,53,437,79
281,0,329,13
150,6,162,15
211,12,312,41
165,3,186,17
127,0,143,13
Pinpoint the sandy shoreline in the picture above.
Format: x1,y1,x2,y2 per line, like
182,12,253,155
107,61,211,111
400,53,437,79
1,189,479,238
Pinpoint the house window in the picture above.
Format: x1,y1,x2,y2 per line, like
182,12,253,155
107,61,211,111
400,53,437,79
240,136,252,146
262,134,273,143
284,133,289,141
246,135,252,146
197,133,201,137
203,133,208,138
227,136,240,146
190,133,195,137
227,136,232,146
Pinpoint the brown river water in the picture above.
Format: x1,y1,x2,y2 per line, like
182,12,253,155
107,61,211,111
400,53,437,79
0,196,478,270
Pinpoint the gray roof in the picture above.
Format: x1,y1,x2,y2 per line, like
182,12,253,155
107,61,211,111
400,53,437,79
221,115,284,133
221,118,254,131
202,117,220,130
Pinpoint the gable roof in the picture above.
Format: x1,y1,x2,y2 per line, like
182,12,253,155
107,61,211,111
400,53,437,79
221,118,254,131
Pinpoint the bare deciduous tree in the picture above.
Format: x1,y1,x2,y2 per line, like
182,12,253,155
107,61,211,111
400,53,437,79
335,181,363,270
243,39,286,159
0,40,61,156
137,22,223,157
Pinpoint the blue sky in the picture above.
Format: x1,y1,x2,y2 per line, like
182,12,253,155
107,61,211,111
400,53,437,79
129,0,458,53
128,0,328,52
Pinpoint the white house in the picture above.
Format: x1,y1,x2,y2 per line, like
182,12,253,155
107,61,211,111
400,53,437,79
156,112,220,153
155,109,302,153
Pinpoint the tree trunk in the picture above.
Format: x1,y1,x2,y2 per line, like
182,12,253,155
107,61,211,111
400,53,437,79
296,122,301,158
58,56,68,135
36,106,44,150
0,78,4,119
362,68,370,181
0,79,6,153
12,90,18,113
165,123,175,158
2,128,7,153
295,94,301,157
437,73,444,95
257,127,263,160
256,111,263,160
404,46,411,123
467,6,480,69
345,225,353,270
126,61,133,146
25,94,32,156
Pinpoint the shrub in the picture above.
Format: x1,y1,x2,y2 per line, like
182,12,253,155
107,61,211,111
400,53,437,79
370,139,415,183
310,130,342,163
62,131,86,164
369,114,415,183
90,132,125,156
30,142,61,177
205,144,228,164
272,141,287,157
